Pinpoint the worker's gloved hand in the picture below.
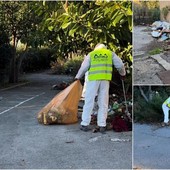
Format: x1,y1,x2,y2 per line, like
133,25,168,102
120,75,126,80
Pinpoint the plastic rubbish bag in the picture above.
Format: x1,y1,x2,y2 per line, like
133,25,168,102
37,80,82,125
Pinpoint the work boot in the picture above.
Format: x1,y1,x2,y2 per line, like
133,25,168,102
161,122,169,127
92,126,106,134
168,121,170,126
80,125,89,132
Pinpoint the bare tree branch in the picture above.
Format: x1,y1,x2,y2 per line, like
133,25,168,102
139,86,149,102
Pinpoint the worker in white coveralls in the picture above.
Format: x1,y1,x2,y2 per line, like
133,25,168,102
162,96,170,126
75,43,126,133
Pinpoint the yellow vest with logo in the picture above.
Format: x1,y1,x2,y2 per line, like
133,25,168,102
88,49,113,81
164,97,170,107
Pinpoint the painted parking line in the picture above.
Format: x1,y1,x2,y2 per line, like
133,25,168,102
0,92,45,115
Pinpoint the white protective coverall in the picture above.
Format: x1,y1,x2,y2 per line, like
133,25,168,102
162,97,170,123
75,46,126,127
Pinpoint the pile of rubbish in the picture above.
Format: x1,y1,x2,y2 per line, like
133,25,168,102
38,80,132,132
151,21,170,41
87,93,132,132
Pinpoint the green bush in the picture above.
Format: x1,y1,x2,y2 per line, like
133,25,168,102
134,87,169,123
148,8,160,22
134,98,164,123
21,48,55,72
149,94,165,114
50,59,65,74
64,56,83,76
50,55,83,76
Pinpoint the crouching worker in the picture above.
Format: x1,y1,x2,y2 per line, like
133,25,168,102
75,43,126,133
162,96,170,126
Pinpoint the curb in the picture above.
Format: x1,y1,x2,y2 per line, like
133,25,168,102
151,54,170,70
0,82,30,92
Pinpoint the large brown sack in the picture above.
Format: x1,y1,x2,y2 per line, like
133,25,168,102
37,80,82,125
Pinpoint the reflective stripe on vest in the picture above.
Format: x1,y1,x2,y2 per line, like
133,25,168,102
88,49,113,81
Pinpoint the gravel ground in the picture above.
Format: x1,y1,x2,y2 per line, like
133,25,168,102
134,57,163,85
161,51,170,63
133,26,170,85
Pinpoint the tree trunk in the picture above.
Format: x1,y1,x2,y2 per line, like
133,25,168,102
148,86,152,101
17,44,28,74
9,48,17,83
9,33,17,83
139,86,149,102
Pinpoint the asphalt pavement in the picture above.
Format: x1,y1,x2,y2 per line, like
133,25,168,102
134,123,170,169
0,72,132,169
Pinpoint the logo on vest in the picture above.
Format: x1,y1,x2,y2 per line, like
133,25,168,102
93,54,108,61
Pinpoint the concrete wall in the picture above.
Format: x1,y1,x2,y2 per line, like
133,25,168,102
160,1,170,22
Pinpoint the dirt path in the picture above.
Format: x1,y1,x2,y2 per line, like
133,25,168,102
133,26,170,85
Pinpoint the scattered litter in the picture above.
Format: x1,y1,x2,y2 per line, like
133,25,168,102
151,31,161,38
89,136,101,142
51,81,69,90
158,33,169,42
151,21,170,41
111,138,130,142
65,140,74,144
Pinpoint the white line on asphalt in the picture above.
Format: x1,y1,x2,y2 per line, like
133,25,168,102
0,92,45,115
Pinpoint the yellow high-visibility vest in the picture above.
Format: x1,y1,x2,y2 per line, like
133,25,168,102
164,97,170,107
88,49,113,81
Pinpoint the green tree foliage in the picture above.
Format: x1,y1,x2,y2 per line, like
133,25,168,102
0,1,132,84
0,27,14,83
34,1,132,62
34,0,132,89
141,1,159,10
0,1,45,83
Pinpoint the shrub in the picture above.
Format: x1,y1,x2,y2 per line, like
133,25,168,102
134,87,169,123
50,55,83,76
134,98,164,123
21,48,56,72
64,56,83,76
148,8,160,22
50,58,65,74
